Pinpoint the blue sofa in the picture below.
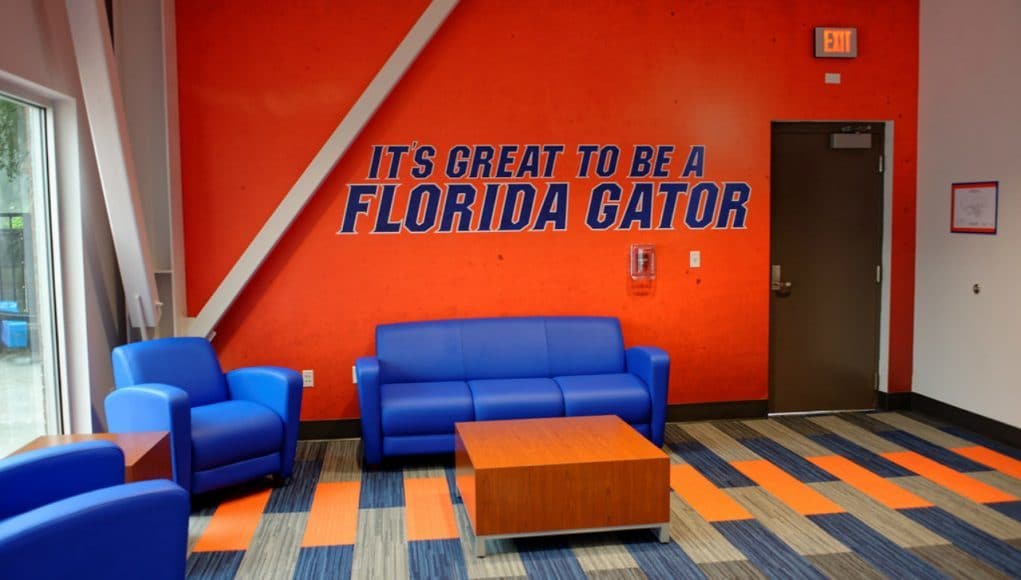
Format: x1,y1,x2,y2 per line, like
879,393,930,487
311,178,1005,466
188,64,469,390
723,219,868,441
355,316,669,465
0,441,189,580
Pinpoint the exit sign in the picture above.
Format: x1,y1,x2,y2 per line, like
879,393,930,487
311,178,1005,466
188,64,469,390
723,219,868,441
815,27,857,58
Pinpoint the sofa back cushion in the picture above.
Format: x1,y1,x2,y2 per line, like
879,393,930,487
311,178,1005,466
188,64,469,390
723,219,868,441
112,337,229,408
377,320,465,383
377,316,625,383
461,318,550,379
546,317,626,375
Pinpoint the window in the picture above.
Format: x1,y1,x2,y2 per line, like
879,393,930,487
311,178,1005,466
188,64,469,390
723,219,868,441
0,93,60,455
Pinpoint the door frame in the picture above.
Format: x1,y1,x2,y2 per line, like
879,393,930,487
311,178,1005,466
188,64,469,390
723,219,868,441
768,120,895,410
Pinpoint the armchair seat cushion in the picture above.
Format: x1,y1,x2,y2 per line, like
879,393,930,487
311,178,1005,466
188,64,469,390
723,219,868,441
381,381,474,436
191,401,284,471
554,373,651,424
468,378,564,421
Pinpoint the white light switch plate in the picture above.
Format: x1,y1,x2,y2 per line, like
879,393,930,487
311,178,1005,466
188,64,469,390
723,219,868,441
690,250,701,268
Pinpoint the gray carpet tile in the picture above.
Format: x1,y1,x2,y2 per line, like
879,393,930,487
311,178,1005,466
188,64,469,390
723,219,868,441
870,413,977,449
910,544,1013,580
805,552,886,580
697,560,767,580
667,493,747,565
724,487,849,556
350,507,407,580
234,512,308,580
679,422,761,462
894,476,1021,540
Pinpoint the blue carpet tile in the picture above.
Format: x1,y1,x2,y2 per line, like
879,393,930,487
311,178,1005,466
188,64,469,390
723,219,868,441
987,501,1021,522
808,513,948,579
293,545,354,580
185,551,245,580
839,413,898,433
810,433,915,477
668,441,756,488
877,430,992,472
358,467,405,509
901,506,1021,577
408,539,467,580
738,437,838,483
620,530,707,579
265,457,324,513
713,520,825,580
940,426,1021,461
515,536,588,579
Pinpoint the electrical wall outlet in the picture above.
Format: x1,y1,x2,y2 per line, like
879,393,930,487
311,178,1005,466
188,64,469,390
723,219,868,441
689,250,701,268
302,369,314,388
352,365,358,384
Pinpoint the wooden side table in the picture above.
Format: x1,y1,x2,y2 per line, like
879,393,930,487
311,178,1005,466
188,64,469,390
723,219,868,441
11,431,172,483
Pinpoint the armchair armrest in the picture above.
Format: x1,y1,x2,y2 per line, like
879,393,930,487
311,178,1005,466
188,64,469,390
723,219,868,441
0,480,189,580
225,366,303,478
355,356,382,465
626,346,670,447
0,441,124,521
105,383,192,492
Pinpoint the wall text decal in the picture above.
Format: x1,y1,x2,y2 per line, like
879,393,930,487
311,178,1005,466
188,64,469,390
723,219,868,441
339,144,750,234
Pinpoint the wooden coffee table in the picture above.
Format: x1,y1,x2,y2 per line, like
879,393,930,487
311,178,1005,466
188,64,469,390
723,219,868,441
12,431,172,483
455,415,670,557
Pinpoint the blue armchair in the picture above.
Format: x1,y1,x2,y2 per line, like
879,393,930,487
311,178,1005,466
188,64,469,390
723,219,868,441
105,337,302,495
0,441,189,580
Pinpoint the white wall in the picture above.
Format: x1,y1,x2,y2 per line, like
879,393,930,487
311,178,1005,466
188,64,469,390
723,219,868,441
0,0,124,431
915,0,1021,428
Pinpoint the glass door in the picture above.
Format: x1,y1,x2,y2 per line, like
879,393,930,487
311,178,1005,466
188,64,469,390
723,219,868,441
0,93,60,455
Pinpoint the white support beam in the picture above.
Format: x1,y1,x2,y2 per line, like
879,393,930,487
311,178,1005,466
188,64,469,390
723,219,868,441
162,0,187,337
66,0,161,328
186,0,459,339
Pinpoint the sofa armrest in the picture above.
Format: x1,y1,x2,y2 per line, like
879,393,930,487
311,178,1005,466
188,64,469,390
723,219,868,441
0,441,124,521
225,366,303,478
105,383,193,492
355,356,383,465
626,346,670,446
0,480,189,580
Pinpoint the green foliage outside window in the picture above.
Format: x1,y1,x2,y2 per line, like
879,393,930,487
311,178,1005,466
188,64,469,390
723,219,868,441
0,99,27,183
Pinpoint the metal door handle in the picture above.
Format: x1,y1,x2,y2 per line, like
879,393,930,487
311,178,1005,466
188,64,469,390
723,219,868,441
771,265,793,295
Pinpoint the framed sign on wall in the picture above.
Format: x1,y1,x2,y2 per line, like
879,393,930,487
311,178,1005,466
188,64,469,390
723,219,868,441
951,181,998,234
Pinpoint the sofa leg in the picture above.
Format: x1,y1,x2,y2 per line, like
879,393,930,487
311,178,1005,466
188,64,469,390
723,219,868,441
270,474,289,488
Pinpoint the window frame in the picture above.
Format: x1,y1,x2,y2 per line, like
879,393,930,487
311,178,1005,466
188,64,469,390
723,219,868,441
0,69,93,434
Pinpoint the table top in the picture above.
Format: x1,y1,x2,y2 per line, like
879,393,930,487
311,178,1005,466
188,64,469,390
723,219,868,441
455,415,666,470
12,432,169,465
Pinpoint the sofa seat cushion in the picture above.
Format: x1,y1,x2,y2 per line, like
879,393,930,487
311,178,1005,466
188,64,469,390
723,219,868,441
554,373,651,424
468,378,564,421
191,400,283,471
381,381,474,436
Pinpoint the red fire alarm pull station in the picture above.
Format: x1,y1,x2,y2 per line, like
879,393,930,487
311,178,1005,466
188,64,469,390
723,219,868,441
815,27,857,58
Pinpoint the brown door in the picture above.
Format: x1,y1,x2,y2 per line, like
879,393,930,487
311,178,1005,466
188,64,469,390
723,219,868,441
769,122,884,413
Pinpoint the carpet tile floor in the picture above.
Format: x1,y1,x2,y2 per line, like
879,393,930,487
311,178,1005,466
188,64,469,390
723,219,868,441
184,411,1021,579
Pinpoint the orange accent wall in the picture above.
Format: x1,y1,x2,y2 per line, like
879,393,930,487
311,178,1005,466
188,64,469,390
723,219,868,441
177,0,919,420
